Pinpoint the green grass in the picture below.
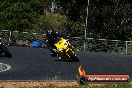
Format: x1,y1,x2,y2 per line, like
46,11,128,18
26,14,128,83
18,84,132,88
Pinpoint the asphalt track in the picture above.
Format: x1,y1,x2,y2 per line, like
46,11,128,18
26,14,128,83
0,46,132,80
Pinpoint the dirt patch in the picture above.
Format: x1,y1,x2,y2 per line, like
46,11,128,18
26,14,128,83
0,80,131,88
0,80,79,88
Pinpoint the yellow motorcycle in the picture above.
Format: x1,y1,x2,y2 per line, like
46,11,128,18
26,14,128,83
54,37,79,62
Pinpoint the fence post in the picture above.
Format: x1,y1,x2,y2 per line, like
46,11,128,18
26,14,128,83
9,31,12,43
84,41,86,51
125,41,128,54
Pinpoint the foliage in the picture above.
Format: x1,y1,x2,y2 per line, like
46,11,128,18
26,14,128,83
64,21,85,37
56,0,87,22
0,0,132,45
88,1,132,40
31,12,68,34
56,0,132,40
0,0,45,32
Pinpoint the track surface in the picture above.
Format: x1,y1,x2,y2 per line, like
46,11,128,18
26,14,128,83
0,46,132,80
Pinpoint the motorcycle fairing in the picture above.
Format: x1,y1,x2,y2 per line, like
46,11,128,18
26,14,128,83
54,38,70,51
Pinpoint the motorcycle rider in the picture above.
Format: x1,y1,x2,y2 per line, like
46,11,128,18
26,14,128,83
46,28,59,57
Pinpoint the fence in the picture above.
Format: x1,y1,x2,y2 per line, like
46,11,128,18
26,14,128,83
0,30,46,47
0,30,132,54
71,37,132,54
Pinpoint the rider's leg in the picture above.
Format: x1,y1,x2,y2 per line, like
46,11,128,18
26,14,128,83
50,45,57,57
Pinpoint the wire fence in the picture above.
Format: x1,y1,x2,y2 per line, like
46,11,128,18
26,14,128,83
71,37,128,54
0,30,132,54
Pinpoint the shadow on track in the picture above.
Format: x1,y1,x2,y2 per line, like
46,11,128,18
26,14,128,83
54,59,79,62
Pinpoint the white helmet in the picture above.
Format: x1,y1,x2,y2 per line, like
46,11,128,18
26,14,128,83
48,29,53,34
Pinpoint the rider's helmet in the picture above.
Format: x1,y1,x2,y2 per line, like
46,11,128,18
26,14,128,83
47,29,53,35
46,27,58,37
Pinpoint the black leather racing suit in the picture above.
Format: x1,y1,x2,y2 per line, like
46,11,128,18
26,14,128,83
46,30,59,56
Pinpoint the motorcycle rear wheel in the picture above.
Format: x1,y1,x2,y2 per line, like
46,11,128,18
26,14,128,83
0,45,12,58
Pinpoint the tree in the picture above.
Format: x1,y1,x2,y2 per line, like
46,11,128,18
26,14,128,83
0,0,45,32
56,0,87,21
56,0,132,40
87,0,132,40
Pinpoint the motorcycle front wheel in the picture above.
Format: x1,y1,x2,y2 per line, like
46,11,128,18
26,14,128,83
67,49,79,62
